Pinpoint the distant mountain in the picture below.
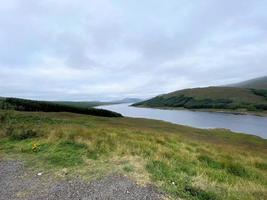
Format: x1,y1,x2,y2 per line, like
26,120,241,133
54,98,142,108
112,98,142,104
229,76,267,89
53,101,113,108
133,77,267,112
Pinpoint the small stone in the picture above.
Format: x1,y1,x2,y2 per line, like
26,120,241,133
37,172,42,176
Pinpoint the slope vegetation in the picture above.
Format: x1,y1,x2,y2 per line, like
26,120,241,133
0,97,122,117
133,87,267,111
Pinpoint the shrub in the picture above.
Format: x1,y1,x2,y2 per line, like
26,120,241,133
185,185,218,200
255,104,267,110
146,160,173,181
252,89,267,99
198,155,224,169
58,140,87,150
5,126,14,137
9,129,38,140
255,162,267,170
226,163,249,177
0,113,8,123
123,164,134,172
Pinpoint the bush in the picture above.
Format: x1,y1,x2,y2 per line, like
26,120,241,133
9,128,38,140
255,104,267,110
252,89,267,99
255,162,267,170
226,163,249,177
123,164,134,172
0,113,7,123
185,185,218,200
198,155,224,169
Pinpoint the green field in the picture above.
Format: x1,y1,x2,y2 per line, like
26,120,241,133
133,87,267,113
1,110,267,200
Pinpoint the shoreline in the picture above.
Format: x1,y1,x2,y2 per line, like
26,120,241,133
132,105,267,117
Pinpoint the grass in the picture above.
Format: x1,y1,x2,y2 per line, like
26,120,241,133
0,110,267,200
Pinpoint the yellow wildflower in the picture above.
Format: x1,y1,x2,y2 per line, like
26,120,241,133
32,143,38,152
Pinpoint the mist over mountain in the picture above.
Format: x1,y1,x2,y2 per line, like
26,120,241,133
228,76,267,89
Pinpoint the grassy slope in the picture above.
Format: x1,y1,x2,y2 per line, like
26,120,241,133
1,110,267,200
133,87,267,113
163,87,266,103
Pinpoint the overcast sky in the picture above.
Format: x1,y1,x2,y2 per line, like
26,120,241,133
0,0,267,101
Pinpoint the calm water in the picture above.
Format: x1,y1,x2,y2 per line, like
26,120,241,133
97,103,267,139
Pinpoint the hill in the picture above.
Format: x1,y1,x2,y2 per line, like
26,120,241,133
133,86,267,112
0,97,122,117
229,76,267,89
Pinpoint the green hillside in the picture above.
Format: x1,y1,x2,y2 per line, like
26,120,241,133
0,97,122,117
133,87,267,112
230,76,267,89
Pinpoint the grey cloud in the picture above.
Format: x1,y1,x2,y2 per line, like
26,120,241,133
0,0,266,100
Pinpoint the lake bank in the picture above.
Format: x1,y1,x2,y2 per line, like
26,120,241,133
97,104,267,139
132,105,267,117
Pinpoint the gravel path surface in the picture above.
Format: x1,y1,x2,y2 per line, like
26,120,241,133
0,160,165,200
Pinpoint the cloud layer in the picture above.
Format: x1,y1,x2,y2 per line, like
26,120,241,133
1,0,267,100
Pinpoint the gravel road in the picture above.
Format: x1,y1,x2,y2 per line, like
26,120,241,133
0,160,165,200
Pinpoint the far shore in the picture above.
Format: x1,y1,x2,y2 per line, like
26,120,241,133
132,105,267,117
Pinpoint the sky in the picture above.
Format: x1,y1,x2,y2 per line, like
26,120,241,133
0,0,267,101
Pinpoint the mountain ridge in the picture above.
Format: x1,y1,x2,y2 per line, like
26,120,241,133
133,76,267,113
228,76,267,89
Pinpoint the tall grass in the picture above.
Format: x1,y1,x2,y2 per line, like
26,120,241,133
0,110,266,200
